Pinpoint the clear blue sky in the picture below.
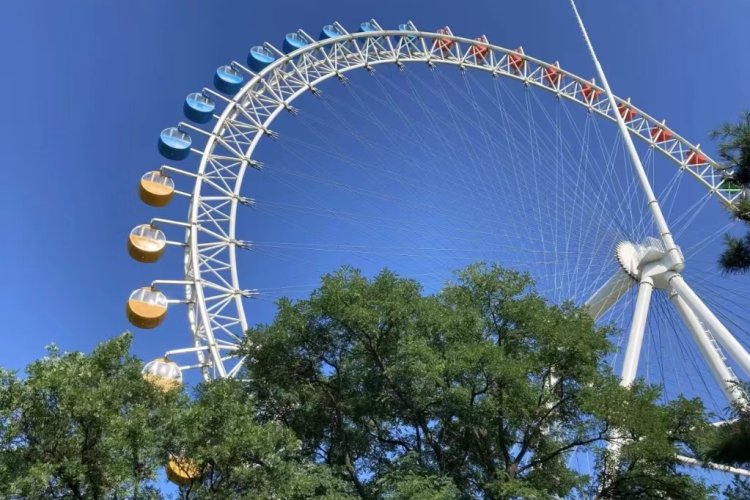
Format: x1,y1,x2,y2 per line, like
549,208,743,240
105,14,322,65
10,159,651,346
1,0,749,380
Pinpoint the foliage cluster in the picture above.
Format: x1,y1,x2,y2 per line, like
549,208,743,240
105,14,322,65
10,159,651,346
712,111,750,272
0,264,729,498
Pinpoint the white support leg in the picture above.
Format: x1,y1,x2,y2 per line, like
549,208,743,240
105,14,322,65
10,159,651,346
620,278,654,386
676,455,750,477
669,291,745,404
668,273,750,377
605,278,654,483
585,271,634,320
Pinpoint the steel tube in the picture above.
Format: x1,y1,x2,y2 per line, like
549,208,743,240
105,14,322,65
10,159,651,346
669,292,744,403
669,273,750,377
620,278,654,386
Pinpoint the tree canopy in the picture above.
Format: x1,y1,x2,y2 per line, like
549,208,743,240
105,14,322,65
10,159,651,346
244,263,714,498
0,264,726,498
711,111,750,272
0,334,173,499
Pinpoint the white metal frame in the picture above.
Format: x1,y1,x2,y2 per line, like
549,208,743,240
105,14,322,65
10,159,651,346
569,0,748,478
145,21,747,402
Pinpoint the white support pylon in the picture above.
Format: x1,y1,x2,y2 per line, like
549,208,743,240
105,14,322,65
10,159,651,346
568,0,682,270
668,273,750,378
584,271,633,320
669,291,745,404
620,278,654,386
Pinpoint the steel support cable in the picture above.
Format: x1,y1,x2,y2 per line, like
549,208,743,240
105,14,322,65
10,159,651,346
308,72,516,278
170,25,740,388
429,72,519,274
494,85,628,300
318,68,506,276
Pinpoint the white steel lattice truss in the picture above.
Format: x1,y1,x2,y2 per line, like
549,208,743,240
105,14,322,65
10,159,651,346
144,21,748,416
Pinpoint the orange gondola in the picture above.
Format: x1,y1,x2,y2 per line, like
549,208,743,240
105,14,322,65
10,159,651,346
139,171,175,207
617,103,636,122
686,151,707,166
581,81,601,102
651,126,672,143
166,456,200,486
128,224,167,263
433,27,453,52
544,63,562,87
508,47,525,73
126,287,168,329
470,35,489,61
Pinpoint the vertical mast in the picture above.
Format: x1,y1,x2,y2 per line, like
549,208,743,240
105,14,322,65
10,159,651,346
568,0,683,270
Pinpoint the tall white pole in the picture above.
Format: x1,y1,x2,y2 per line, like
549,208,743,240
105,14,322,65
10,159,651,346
668,273,750,377
669,291,745,404
620,278,654,386
568,0,682,270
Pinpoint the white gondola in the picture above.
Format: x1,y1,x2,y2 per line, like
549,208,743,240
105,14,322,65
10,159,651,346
142,357,182,392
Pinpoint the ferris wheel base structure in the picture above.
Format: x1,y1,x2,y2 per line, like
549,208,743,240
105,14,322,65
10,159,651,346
123,15,749,457
584,238,747,405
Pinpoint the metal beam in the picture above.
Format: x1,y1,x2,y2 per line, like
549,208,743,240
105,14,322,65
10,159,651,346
620,278,654,386
669,291,745,404
669,273,750,377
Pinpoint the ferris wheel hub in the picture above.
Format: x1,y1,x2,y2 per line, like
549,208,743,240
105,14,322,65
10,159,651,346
615,237,684,288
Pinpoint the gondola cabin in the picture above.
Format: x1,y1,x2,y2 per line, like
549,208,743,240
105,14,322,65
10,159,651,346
395,23,418,50
544,64,562,87
214,65,244,94
283,32,308,53
686,151,707,166
650,126,672,143
247,46,276,72
142,357,182,392
166,456,200,486
434,27,453,52
139,171,175,207
158,127,191,161
128,224,166,263
581,81,601,103
319,24,345,40
508,47,525,73
470,36,489,61
183,93,215,124
617,103,636,122
126,287,168,329
359,21,377,32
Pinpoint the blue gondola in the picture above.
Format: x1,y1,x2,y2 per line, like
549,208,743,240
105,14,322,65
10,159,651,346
213,65,244,95
158,127,191,161
282,33,308,54
183,93,215,124
396,23,418,44
319,24,344,40
247,46,276,72
359,21,377,33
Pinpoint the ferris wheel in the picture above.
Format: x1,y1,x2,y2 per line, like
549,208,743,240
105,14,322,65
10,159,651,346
127,10,750,474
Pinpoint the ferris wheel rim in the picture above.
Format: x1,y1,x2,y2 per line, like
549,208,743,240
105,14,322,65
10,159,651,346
172,22,737,380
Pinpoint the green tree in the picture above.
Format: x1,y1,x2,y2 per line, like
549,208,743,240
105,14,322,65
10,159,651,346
724,475,750,499
0,333,354,500
711,111,750,272
165,378,354,499
0,333,175,499
243,263,714,498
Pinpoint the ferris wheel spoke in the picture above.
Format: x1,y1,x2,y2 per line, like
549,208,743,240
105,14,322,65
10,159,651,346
129,26,748,454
